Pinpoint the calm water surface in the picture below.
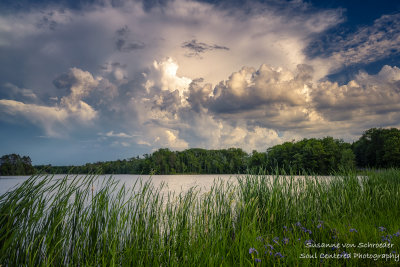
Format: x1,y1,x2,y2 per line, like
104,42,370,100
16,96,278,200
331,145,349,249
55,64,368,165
0,174,339,197
0,174,241,197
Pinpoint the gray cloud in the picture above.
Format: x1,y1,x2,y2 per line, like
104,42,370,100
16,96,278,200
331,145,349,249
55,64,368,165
181,39,229,58
0,83,39,103
3,0,400,162
116,25,130,37
115,25,145,52
2,54,400,155
202,64,312,120
332,13,400,66
0,68,99,137
312,65,400,122
308,13,400,76
116,39,145,52
184,62,400,138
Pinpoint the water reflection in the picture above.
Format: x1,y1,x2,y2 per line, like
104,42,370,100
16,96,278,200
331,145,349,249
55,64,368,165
0,174,239,197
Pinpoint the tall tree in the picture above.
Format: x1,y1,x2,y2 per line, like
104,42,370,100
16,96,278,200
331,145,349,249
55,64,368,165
353,128,400,168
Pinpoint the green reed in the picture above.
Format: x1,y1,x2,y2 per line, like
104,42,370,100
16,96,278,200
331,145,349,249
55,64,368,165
1,169,399,266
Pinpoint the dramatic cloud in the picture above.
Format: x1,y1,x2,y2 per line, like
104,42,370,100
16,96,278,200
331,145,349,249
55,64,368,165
145,58,192,97
0,99,68,137
0,68,99,137
182,39,229,58
115,25,146,52
312,65,400,126
307,13,400,76
0,83,39,103
184,62,400,139
188,64,316,131
0,0,399,164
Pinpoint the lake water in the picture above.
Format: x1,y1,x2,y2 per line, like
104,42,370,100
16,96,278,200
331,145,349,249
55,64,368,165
0,174,342,199
0,174,242,197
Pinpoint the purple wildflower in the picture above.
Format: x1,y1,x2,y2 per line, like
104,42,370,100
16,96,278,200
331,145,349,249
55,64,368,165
256,236,263,242
249,248,258,254
394,231,400,237
382,235,392,243
317,223,323,229
283,225,288,231
379,226,386,232
255,258,261,263
283,237,289,245
272,237,279,244
275,252,284,258
341,251,350,258
265,244,274,250
349,228,357,233
296,222,302,227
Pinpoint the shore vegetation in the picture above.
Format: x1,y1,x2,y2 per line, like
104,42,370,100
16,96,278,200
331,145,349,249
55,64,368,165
1,169,399,266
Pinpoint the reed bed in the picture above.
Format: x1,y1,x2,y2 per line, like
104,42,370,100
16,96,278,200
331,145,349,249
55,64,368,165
1,170,400,266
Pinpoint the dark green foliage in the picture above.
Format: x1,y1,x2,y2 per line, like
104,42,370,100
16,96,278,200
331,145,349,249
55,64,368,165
0,154,35,175
353,128,400,168
5,127,400,176
265,137,355,175
36,148,251,175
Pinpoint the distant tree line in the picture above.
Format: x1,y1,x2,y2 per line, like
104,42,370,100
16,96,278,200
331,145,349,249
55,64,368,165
265,137,355,174
35,148,250,175
2,128,400,176
352,128,400,168
0,154,35,175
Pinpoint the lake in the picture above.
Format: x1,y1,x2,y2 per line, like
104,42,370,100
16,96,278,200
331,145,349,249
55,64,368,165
0,174,242,197
0,174,340,199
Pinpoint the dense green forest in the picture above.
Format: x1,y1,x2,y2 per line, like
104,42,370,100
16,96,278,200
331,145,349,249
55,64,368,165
353,128,400,168
0,154,35,176
2,127,400,176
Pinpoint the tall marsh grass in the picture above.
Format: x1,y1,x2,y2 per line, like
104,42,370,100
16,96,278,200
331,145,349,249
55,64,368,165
1,170,400,266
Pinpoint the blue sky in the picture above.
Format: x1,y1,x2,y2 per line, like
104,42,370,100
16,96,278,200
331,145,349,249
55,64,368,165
0,0,399,165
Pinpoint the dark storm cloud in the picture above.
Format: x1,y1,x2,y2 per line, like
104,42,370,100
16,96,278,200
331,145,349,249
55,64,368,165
99,62,127,72
184,64,316,131
115,39,146,52
2,0,400,165
116,25,129,36
153,90,181,113
115,25,146,52
36,12,58,30
115,39,145,52
53,72,78,90
0,83,39,104
185,62,400,134
181,39,229,57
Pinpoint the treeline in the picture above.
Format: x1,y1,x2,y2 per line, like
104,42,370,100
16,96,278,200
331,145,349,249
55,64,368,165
3,127,400,176
265,137,355,174
0,154,35,176
33,141,354,175
265,127,400,172
36,148,250,175
353,128,400,168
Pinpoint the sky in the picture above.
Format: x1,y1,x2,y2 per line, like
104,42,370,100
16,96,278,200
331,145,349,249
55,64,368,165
0,0,400,165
